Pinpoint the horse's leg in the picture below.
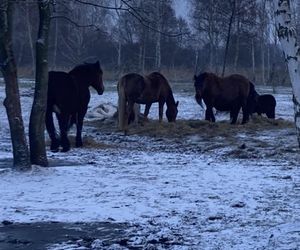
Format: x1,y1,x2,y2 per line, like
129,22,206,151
127,101,135,125
230,110,234,120
241,100,249,124
205,106,215,122
231,106,240,124
75,107,88,148
133,103,140,123
159,100,165,122
57,113,71,152
144,103,152,121
45,107,60,152
267,109,275,119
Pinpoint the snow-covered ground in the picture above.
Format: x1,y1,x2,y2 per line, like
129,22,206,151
0,82,300,249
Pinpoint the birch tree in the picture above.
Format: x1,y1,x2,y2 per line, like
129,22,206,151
274,0,300,146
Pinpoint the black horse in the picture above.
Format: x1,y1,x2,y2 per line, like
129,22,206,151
194,72,257,124
46,61,104,152
253,94,276,119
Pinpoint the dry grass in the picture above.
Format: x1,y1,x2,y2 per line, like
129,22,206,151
125,116,294,138
86,115,294,144
52,116,300,163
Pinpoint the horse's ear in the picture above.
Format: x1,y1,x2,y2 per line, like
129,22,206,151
193,75,197,81
95,60,100,67
176,101,179,107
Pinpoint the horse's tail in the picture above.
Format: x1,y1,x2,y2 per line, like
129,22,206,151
45,94,61,151
117,77,127,131
45,103,55,137
195,94,204,109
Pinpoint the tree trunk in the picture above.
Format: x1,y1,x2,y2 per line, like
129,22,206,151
233,18,240,72
142,36,146,73
25,2,35,77
222,0,236,77
155,1,161,72
0,0,31,170
194,49,199,74
155,31,161,71
261,39,265,85
274,0,300,147
260,0,267,85
117,40,121,73
267,44,270,84
52,17,58,69
251,38,256,81
208,42,213,71
138,44,143,72
29,0,50,166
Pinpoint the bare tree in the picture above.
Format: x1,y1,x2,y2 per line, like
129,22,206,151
222,0,236,76
25,1,35,76
0,0,31,170
29,0,51,166
258,0,268,84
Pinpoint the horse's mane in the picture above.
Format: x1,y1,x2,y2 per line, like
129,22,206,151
154,73,176,104
199,72,223,88
69,63,90,74
69,62,101,75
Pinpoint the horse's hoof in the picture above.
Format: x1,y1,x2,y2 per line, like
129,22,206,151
50,143,60,152
75,141,83,147
50,148,59,153
61,147,70,152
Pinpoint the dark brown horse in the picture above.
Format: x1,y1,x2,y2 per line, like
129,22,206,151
253,94,276,119
194,72,256,124
46,61,104,152
118,72,179,132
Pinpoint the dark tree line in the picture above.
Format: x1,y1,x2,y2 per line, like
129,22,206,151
7,0,291,85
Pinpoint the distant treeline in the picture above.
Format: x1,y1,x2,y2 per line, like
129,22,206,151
9,0,297,85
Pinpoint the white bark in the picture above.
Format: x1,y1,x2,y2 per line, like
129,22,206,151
274,0,300,146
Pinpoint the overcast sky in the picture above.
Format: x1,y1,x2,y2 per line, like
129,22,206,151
173,0,190,20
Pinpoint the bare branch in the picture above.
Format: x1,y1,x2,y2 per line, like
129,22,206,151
72,0,185,38
51,15,107,34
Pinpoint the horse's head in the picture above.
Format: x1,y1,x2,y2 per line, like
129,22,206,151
166,101,179,122
193,72,208,108
90,61,104,95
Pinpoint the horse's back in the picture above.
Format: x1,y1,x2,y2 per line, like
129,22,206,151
223,74,250,87
119,73,145,101
48,71,74,92
259,94,276,106
143,72,172,101
147,72,170,89
48,71,78,113
220,74,250,98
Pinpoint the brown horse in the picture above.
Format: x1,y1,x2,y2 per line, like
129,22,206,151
118,72,179,132
194,72,256,124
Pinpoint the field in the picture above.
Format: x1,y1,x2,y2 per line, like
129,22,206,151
0,81,299,249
